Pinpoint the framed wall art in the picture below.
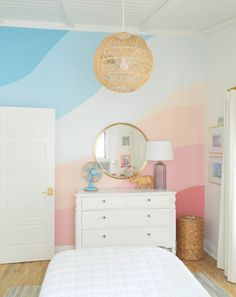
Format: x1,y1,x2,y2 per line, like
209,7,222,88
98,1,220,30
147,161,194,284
209,126,224,154
120,153,131,168
208,156,222,184
122,136,130,146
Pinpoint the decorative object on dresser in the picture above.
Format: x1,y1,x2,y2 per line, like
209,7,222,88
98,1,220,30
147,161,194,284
82,161,102,191
75,189,176,254
146,141,173,190
129,175,154,189
94,123,147,179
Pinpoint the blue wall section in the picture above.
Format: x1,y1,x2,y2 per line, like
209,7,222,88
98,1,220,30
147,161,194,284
0,27,148,118
0,29,109,118
0,27,67,86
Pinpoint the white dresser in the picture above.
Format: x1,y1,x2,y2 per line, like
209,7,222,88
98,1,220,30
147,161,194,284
75,189,176,253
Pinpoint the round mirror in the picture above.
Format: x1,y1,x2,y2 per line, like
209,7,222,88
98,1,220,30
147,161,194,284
94,123,147,179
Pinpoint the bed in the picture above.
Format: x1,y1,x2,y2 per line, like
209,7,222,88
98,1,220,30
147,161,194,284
39,246,210,297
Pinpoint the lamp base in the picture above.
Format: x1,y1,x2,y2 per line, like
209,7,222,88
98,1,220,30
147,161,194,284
154,161,166,190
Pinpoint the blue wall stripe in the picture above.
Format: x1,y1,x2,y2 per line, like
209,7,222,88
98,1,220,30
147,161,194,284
0,27,67,86
0,28,149,118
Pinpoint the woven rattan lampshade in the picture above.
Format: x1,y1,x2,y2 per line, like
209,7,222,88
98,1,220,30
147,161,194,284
94,32,153,92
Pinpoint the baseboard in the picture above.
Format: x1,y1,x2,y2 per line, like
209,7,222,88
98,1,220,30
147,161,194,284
55,245,75,253
204,239,217,259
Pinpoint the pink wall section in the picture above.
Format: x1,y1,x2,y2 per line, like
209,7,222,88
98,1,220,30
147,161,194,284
176,186,204,218
56,207,75,246
55,100,205,246
54,186,205,247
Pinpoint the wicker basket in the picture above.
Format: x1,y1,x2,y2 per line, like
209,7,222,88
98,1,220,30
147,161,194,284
177,216,204,261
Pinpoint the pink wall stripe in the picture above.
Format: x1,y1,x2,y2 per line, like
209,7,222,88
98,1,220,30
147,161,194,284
55,185,205,246
55,207,75,246
176,186,204,218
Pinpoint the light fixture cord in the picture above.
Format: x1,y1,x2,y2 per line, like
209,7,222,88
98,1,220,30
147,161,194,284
122,0,125,32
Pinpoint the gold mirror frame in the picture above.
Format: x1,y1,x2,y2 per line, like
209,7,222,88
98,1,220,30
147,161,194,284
94,122,148,179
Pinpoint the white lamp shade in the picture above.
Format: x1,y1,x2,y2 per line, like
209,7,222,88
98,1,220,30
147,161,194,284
146,141,173,161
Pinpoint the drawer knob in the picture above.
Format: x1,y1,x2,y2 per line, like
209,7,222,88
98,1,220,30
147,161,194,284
147,214,151,218
102,216,106,219
102,200,106,203
147,233,151,236
147,198,152,202
102,235,106,238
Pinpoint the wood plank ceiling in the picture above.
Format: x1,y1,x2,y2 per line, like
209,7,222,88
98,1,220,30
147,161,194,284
0,0,236,32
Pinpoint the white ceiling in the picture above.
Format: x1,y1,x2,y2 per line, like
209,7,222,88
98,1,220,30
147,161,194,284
0,0,236,33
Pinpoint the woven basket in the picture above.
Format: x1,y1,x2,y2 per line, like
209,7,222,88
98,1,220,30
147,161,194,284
177,216,204,261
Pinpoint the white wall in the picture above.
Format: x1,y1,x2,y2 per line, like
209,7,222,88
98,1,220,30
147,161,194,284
204,23,236,258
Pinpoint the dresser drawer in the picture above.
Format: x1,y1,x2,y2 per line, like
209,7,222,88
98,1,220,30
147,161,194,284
82,209,170,229
82,227,170,247
126,195,170,208
82,196,126,209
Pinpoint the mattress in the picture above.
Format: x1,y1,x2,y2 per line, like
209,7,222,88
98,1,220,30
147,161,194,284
39,247,210,297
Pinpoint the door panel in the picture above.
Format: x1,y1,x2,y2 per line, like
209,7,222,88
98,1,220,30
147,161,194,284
7,142,47,163
6,198,45,218
6,169,47,190
7,115,46,136
0,107,55,263
6,225,46,245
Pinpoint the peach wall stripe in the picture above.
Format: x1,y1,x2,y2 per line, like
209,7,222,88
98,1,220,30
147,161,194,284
118,144,204,192
56,83,205,165
138,82,205,122
56,157,122,210
138,105,205,149
55,207,75,246
56,143,204,210
55,185,205,246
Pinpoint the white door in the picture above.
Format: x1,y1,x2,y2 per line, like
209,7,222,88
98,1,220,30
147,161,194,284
0,107,55,263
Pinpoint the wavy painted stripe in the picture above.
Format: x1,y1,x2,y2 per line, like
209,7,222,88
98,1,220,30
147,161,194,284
55,185,204,246
55,207,75,246
56,103,204,165
0,31,108,117
117,144,204,191
138,105,205,149
0,32,205,119
139,81,205,119
56,144,204,210
0,27,67,86
176,186,204,218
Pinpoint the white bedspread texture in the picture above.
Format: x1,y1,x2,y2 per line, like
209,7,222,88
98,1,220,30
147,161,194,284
39,246,209,297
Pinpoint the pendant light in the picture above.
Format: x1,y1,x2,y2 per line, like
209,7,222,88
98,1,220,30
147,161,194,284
94,0,153,93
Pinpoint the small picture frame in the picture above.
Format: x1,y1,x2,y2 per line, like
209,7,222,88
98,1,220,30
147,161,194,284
209,156,222,184
122,136,130,146
120,154,131,168
209,126,223,154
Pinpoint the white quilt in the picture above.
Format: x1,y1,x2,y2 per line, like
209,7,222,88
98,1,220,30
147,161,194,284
39,247,210,297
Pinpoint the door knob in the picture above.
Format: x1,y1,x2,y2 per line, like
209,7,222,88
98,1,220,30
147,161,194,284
42,187,54,196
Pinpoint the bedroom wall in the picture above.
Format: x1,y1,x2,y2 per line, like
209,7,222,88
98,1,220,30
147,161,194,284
204,23,236,258
0,27,206,248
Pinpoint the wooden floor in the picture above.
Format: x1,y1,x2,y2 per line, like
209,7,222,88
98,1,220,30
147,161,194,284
183,254,236,297
0,252,235,297
0,260,49,297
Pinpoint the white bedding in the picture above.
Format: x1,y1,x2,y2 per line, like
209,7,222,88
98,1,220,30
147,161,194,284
39,247,210,297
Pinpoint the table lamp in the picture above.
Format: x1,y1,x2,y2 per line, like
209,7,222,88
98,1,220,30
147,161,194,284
146,141,173,190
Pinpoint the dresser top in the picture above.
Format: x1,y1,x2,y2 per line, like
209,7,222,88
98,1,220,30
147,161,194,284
76,188,176,195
